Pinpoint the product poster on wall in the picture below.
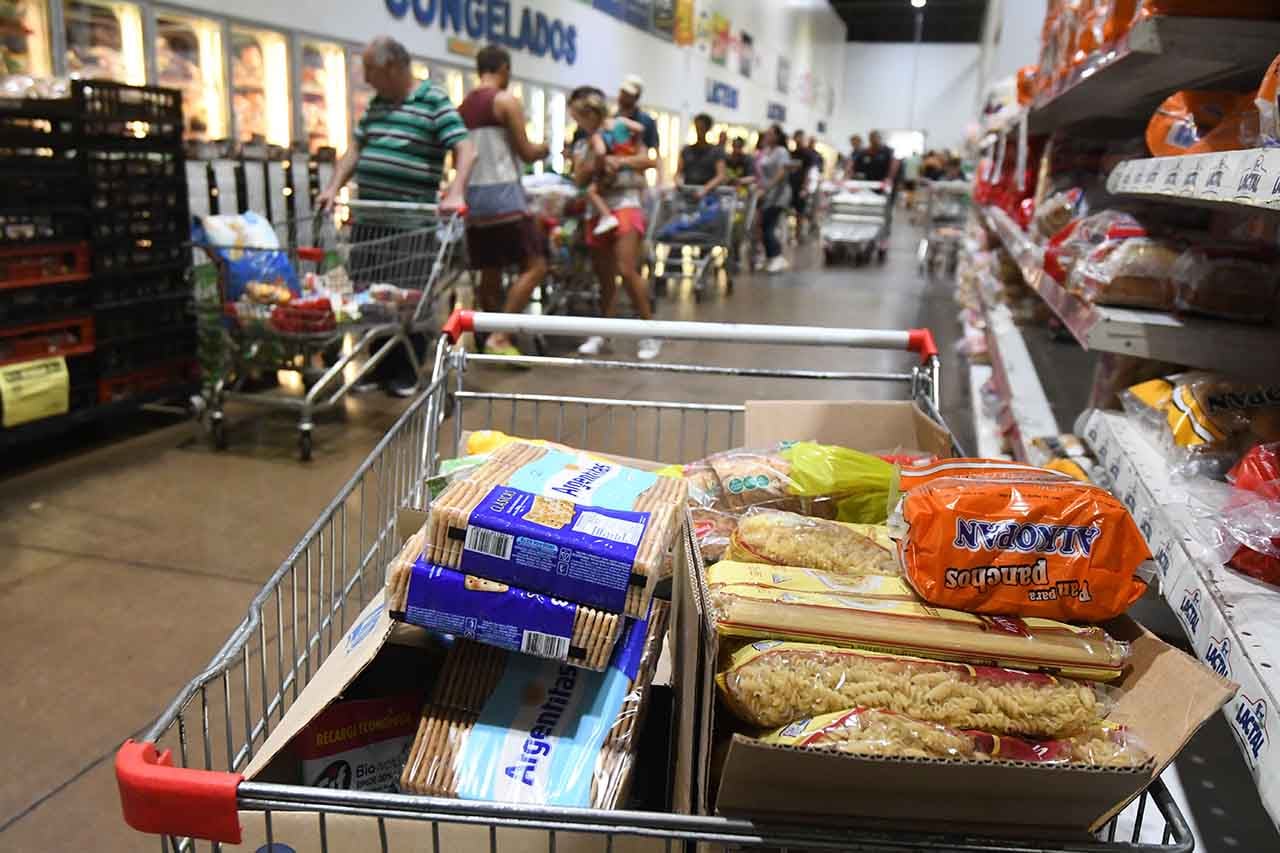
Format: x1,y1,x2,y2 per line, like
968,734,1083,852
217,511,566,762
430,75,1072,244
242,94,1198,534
738,32,753,78
652,0,675,40
776,55,790,94
708,13,731,66
673,0,695,45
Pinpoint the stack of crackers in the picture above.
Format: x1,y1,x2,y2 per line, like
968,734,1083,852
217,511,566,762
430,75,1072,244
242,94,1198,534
399,600,669,807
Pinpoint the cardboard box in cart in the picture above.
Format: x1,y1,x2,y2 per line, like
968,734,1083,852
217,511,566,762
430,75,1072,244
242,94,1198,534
675,399,1238,838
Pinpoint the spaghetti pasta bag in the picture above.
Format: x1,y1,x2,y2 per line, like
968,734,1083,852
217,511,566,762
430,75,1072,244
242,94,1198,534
707,441,896,522
705,562,1130,682
894,477,1153,622
725,508,899,576
761,708,1149,768
716,640,1109,737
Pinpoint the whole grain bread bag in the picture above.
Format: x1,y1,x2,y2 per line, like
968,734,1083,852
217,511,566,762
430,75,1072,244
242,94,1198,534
892,476,1153,623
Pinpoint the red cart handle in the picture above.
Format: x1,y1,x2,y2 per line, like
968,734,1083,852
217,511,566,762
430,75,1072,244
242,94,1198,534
297,247,326,263
907,328,939,362
117,740,243,844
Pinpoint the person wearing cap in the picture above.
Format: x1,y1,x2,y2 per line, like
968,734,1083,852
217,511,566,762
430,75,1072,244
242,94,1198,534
617,74,661,182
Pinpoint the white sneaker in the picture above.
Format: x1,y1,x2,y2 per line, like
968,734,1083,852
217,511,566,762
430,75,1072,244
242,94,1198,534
766,256,790,274
592,215,619,236
636,337,662,361
577,335,609,356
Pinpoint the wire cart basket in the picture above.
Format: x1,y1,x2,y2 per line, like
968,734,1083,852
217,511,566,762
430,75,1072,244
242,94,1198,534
116,312,1192,852
820,180,892,266
917,179,973,278
194,199,465,460
647,186,743,302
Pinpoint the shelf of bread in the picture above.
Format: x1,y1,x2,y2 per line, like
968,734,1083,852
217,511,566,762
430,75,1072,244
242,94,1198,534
1029,15,1280,135
967,363,1008,460
981,205,1280,380
1108,148,1280,212
1079,408,1280,827
980,299,1059,465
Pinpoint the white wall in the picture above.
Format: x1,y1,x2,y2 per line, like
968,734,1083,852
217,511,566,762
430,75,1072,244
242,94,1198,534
171,0,847,141
980,0,1047,95
835,42,980,152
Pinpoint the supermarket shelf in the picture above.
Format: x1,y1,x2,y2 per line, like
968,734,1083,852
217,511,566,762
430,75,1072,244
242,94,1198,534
981,205,1280,380
967,363,1007,460
1029,15,1280,135
981,300,1058,463
1079,409,1280,829
1108,148,1280,214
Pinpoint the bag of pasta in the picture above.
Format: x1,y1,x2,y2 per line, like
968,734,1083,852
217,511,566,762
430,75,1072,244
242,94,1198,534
1122,372,1280,478
761,707,1149,768
717,640,1110,737
706,441,896,523
724,508,898,576
893,476,1153,622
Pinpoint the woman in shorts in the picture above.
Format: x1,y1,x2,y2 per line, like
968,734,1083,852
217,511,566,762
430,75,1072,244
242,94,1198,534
569,89,661,361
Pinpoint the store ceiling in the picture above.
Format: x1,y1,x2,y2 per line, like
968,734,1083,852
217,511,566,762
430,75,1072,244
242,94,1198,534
832,0,989,43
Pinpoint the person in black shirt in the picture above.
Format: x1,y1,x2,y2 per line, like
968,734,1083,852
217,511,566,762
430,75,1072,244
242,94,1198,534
677,112,727,199
845,133,863,179
853,130,899,234
724,137,752,182
789,130,822,237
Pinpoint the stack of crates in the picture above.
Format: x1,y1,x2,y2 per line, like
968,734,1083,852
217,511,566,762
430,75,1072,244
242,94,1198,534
0,95,98,434
0,82,196,446
76,81,198,405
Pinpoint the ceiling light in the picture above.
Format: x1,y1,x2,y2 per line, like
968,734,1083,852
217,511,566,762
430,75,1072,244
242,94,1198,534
911,0,927,8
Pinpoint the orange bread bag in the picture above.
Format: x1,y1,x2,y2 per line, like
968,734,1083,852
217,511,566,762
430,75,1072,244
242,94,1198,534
894,477,1153,623
898,458,1073,493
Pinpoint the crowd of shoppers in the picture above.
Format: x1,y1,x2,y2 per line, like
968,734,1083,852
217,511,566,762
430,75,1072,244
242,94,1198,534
327,35,871,374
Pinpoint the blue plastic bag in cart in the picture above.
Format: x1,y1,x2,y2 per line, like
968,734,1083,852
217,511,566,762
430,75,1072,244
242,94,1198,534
657,195,723,241
192,212,301,301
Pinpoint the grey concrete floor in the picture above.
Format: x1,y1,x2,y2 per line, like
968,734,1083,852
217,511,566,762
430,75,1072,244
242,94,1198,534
0,219,1273,851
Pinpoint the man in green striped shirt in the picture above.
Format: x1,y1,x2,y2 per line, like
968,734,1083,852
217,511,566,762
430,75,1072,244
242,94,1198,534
318,36,475,210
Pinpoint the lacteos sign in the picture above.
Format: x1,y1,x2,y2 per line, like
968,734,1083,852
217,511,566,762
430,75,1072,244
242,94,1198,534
386,0,579,64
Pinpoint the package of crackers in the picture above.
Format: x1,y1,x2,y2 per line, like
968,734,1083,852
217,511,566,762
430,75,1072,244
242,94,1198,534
419,442,686,618
399,599,668,808
389,552,624,671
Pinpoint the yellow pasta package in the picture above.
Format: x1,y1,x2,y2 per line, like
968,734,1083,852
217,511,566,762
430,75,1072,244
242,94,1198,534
724,508,899,576
705,563,1129,682
716,640,1109,737
761,707,1149,768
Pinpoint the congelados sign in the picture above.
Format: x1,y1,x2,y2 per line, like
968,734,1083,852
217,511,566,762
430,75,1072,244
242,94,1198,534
385,0,579,65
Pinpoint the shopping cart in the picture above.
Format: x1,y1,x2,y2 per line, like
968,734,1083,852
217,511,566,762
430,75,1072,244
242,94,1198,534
917,179,973,278
116,312,1192,852
647,185,740,302
820,180,891,266
525,182,601,321
194,200,465,460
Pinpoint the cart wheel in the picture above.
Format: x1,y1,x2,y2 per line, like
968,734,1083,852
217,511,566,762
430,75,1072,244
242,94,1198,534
211,418,228,451
299,430,313,462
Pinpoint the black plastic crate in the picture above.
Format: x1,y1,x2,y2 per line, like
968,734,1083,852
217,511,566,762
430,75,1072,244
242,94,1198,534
96,326,197,378
74,82,182,147
95,268,189,308
0,97,78,145
5,172,88,209
94,295,190,343
0,210,89,245
0,281,94,329
85,147,183,183
89,203,188,244
92,239,186,276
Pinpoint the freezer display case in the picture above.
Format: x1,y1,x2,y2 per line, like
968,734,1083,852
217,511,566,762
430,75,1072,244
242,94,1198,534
63,0,145,85
154,10,226,140
1,0,51,76
231,25,289,147
300,38,346,152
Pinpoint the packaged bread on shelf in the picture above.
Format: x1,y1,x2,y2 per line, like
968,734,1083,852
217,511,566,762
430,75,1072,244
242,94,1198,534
705,562,1130,682
893,476,1153,623
399,600,667,808
761,707,1150,768
717,640,1110,737
723,508,898,576
1072,237,1180,310
1172,248,1280,323
420,442,687,617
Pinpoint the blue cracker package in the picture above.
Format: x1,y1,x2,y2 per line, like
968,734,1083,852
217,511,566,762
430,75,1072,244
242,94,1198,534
399,600,667,808
429,444,687,618
398,559,623,670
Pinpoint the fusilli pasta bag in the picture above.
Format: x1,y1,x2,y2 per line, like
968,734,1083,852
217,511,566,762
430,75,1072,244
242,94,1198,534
717,640,1111,737
725,508,899,576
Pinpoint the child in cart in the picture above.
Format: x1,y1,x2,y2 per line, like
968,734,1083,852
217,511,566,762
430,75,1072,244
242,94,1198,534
572,96,646,237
